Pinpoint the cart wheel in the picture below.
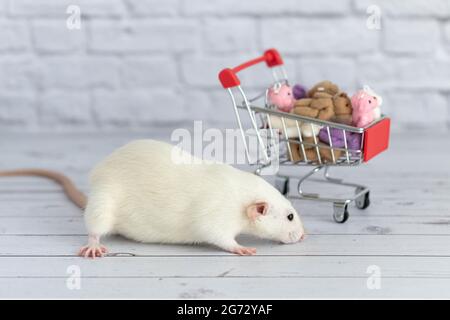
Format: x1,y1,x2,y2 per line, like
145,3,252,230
355,188,370,210
275,176,289,196
333,203,349,223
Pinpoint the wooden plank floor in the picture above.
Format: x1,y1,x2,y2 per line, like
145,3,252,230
0,132,449,299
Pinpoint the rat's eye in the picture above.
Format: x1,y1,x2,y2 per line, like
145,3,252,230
287,213,294,221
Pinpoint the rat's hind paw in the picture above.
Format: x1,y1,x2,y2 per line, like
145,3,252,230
230,246,257,256
78,244,108,259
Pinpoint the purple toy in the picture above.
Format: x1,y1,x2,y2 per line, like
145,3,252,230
292,84,307,100
318,127,361,152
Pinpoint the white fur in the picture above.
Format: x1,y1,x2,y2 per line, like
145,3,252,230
268,115,322,138
83,140,304,253
268,115,299,138
299,123,323,138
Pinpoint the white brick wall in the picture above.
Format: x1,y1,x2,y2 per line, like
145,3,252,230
32,20,85,53
383,19,440,54
0,0,449,132
39,90,92,126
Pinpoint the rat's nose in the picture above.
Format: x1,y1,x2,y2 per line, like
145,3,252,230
299,231,306,241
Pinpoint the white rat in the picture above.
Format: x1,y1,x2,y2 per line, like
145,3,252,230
0,140,305,258
80,140,305,257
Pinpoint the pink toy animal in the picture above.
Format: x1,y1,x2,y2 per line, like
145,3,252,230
351,89,379,128
363,85,382,120
268,83,295,113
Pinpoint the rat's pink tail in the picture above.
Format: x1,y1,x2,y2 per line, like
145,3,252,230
0,169,87,209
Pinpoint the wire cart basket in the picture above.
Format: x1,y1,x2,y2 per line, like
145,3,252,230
218,49,390,223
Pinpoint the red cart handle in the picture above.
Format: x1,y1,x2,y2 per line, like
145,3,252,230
218,49,284,89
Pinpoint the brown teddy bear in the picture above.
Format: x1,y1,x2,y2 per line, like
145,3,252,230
294,80,342,123
307,80,340,98
332,92,353,125
288,83,337,158
289,137,342,163
286,80,350,162
293,91,335,121
292,80,353,130
291,90,335,139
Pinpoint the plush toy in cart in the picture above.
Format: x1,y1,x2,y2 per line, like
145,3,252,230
351,86,381,128
267,83,295,113
290,136,343,163
291,81,353,134
265,83,300,138
264,80,383,163
289,81,355,162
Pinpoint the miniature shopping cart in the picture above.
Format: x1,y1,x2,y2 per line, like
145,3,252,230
218,49,390,223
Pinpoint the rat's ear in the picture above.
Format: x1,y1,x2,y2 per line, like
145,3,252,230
246,202,269,221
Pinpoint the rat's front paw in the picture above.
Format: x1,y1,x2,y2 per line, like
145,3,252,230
78,244,108,259
231,246,257,256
